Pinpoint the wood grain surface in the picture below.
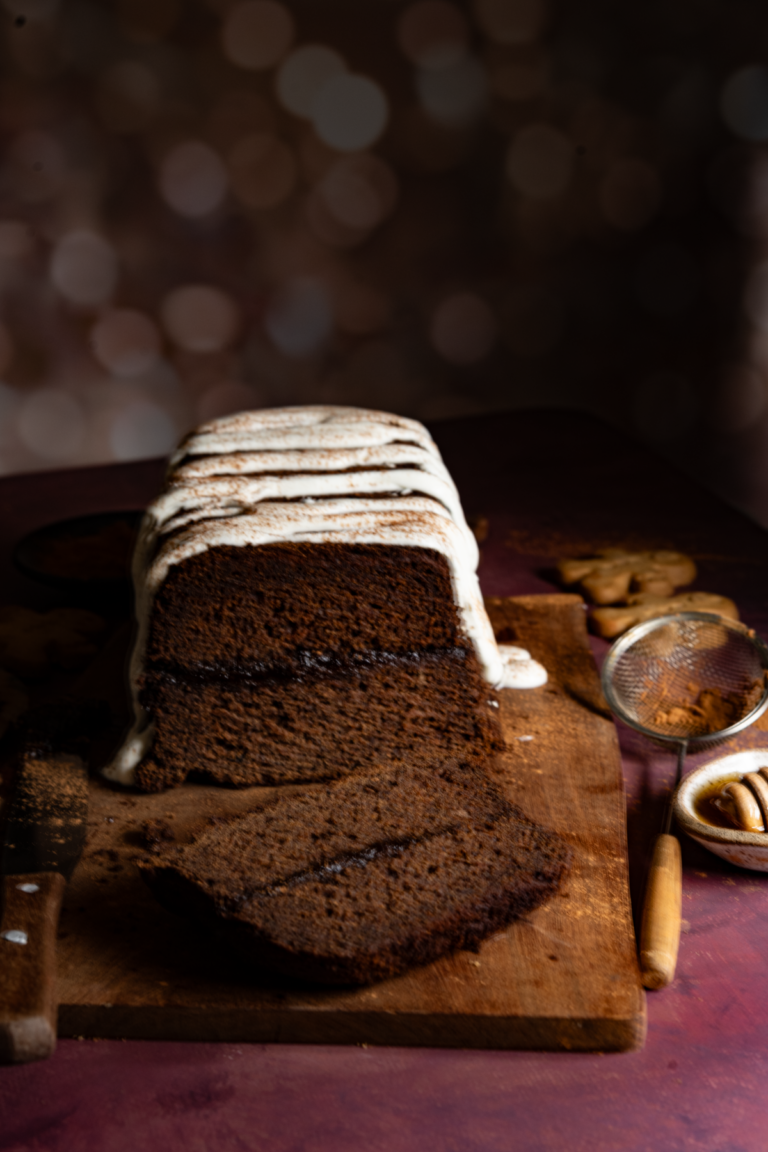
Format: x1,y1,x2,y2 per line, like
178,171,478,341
55,593,646,1051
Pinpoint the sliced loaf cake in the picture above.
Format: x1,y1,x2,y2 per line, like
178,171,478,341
104,406,511,792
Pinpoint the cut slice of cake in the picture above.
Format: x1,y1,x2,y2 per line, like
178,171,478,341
141,760,570,985
104,406,518,792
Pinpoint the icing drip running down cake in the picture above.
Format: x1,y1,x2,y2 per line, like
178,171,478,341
105,406,546,792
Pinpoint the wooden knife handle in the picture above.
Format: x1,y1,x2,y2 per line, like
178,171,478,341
0,873,65,1063
640,833,682,990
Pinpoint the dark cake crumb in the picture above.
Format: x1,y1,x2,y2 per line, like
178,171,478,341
141,760,571,985
137,649,501,791
134,542,501,792
137,818,176,853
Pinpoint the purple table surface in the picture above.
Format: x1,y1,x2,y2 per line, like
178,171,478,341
2,410,768,1152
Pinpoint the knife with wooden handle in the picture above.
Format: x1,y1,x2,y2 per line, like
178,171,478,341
0,752,88,1063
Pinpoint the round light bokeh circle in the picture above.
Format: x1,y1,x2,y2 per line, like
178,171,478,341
221,1,295,71
159,141,228,218
90,309,162,378
197,381,259,423
276,45,346,117
416,56,488,126
228,133,297,210
50,230,118,308
319,154,398,230
97,60,159,133
110,400,178,461
204,89,276,153
397,2,468,70
430,293,497,363
0,220,33,261
720,66,768,142
305,190,371,248
334,282,391,334
18,388,85,462
265,278,333,357
161,285,240,352
311,75,389,152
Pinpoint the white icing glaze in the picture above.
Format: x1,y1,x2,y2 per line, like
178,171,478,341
497,645,548,689
171,443,450,482
104,723,156,783
143,471,478,567
195,404,430,437
169,405,438,467
104,406,514,786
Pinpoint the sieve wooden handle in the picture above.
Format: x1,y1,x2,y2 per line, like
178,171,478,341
639,833,682,990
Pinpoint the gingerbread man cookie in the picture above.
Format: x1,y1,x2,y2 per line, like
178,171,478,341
590,591,739,640
557,549,697,605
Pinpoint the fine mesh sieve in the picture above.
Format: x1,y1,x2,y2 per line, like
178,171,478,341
601,612,768,989
602,612,768,749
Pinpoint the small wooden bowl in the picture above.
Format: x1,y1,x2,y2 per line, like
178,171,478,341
674,748,768,871
13,510,142,608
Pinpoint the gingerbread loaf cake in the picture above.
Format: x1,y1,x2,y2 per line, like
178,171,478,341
141,759,570,985
104,406,525,793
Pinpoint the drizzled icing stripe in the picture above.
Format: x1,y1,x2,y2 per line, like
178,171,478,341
132,491,478,597
141,503,498,680
144,470,478,566
170,405,438,467
104,406,507,786
170,443,450,482
195,404,430,435
171,422,436,461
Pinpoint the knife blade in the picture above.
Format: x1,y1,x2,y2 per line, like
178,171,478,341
0,751,88,1064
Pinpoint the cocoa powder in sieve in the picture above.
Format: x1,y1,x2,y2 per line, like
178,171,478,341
651,678,765,735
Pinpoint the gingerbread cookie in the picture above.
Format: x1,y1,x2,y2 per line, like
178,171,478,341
590,591,739,640
557,549,696,605
0,606,106,679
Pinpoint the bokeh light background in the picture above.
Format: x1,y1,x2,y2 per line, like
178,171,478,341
2,0,768,522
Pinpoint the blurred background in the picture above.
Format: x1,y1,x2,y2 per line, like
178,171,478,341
1,0,768,523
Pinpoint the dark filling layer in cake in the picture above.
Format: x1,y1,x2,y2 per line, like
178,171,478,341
138,651,499,791
142,761,570,985
136,542,501,792
145,542,465,666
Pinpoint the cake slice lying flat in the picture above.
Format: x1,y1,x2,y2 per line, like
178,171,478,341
141,760,570,985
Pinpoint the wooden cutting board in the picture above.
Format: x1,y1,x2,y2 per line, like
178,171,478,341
55,594,646,1051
